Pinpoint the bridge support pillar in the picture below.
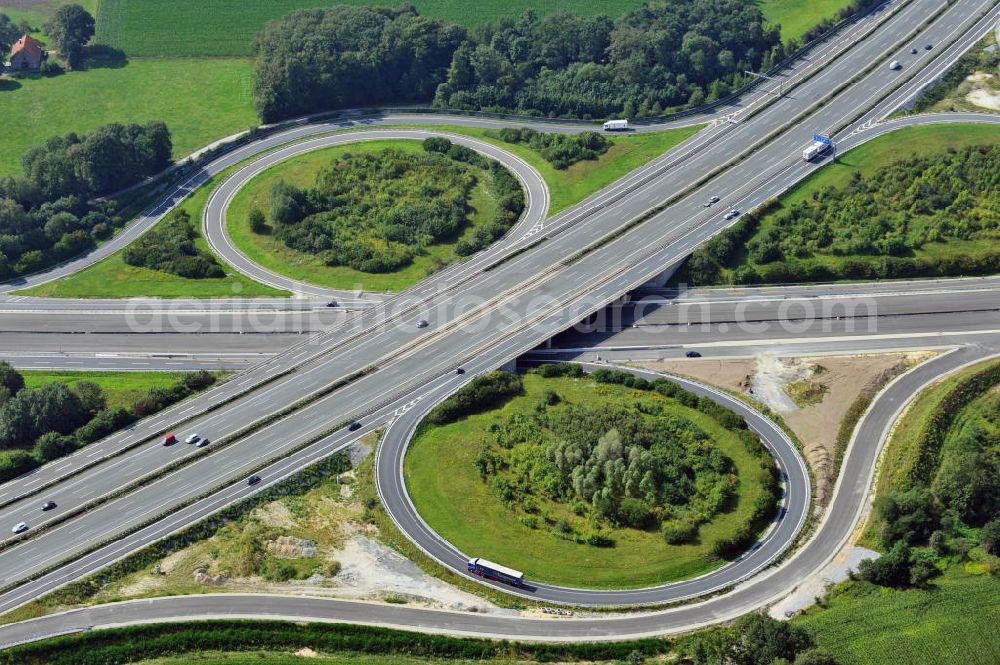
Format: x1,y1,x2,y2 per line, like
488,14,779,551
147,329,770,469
642,259,683,289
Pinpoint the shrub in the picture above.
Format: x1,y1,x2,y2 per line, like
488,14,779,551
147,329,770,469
122,209,225,278
247,207,266,233
662,519,699,545
427,371,524,424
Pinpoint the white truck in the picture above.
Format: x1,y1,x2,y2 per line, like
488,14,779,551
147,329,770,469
603,119,629,131
802,140,830,161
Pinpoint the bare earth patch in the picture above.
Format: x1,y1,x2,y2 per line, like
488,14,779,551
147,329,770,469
638,353,932,505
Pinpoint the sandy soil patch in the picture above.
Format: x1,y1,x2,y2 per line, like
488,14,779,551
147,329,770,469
638,353,932,506
967,88,1000,110
639,358,756,393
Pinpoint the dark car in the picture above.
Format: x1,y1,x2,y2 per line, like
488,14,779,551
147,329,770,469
41,501,57,511
686,351,702,358
925,43,933,50
162,433,177,446
247,475,261,486
910,47,918,54
456,368,465,375
326,300,338,307
348,421,362,432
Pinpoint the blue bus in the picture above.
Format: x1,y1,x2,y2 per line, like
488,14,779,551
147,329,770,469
467,557,524,587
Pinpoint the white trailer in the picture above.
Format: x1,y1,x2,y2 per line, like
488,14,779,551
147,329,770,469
603,119,629,131
802,141,830,161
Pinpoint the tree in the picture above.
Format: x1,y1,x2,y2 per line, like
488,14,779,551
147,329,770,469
0,12,21,55
0,361,24,397
981,518,1000,556
71,381,106,415
45,4,95,69
33,431,74,461
857,541,913,588
726,613,815,665
248,207,266,234
794,649,841,665
874,487,937,546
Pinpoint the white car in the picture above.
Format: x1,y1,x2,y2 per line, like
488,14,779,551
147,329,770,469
11,522,28,534
889,60,901,70
724,209,740,220
704,195,720,207
184,434,201,445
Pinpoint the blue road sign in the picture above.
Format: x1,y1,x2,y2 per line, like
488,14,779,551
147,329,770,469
813,134,832,145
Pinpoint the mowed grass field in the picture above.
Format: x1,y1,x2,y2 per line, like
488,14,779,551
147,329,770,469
226,139,502,293
404,374,769,589
758,0,854,41
0,58,257,176
20,370,192,411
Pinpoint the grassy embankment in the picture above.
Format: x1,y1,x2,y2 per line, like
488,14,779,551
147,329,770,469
405,373,769,589
225,139,502,293
421,124,703,215
707,124,1000,284
22,125,699,297
20,370,193,411
17,158,290,298
790,357,1000,665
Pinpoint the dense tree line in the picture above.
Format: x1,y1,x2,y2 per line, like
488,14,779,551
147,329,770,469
682,145,1000,285
0,619,673,665
484,128,611,169
859,362,1000,588
0,122,172,280
0,364,216,483
123,209,225,278
435,2,780,119
252,1,788,122
251,6,465,122
21,121,172,201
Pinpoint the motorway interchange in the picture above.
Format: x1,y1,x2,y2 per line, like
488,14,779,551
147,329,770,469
0,0,999,646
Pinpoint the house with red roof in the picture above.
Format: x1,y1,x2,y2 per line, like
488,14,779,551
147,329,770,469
9,34,44,73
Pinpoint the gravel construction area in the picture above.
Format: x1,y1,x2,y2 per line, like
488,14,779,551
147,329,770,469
639,352,932,505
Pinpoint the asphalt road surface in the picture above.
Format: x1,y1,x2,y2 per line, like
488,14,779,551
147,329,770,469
0,0,997,644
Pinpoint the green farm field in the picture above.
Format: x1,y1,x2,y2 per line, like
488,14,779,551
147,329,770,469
795,546,1000,665
93,0,851,57
226,139,502,293
404,374,770,589
20,370,194,411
